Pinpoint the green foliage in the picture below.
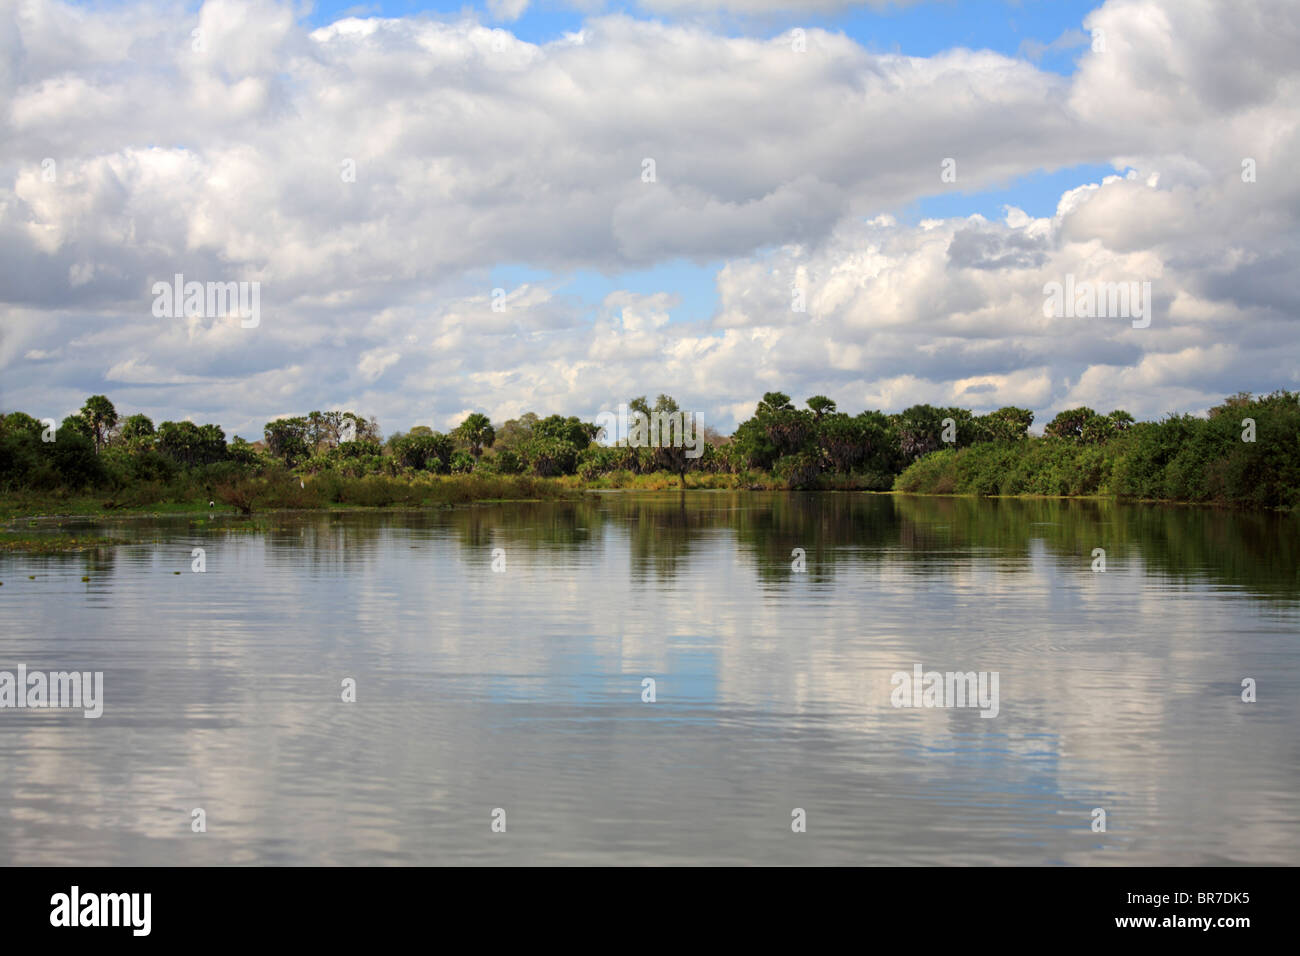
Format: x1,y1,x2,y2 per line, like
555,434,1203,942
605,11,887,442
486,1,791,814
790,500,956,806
775,450,823,490
533,414,598,450
59,414,92,441
489,448,524,475
756,392,794,415
896,392,1300,509
4,391,1297,510
731,416,780,470
119,414,155,442
333,475,420,507
103,446,179,485
79,395,118,452
226,436,261,465
978,406,1034,443
493,413,537,452
522,435,578,477
806,395,837,419
891,404,985,460
0,417,56,490
301,410,379,450
390,432,453,472
1,412,45,439
893,404,947,461
156,420,227,467
453,412,496,458
732,393,815,469
50,420,104,488
264,417,310,465
576,445,624,480
1042,407,1132,445
818,414,869,472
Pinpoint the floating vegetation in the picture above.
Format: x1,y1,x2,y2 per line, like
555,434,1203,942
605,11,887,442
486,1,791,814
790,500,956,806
0,533,122,554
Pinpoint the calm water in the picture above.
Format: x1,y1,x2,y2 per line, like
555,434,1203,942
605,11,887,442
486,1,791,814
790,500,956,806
1,492,1297,866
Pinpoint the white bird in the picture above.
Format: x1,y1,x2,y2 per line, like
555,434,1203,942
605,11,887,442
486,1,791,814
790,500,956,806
208,500,214,508
300,480,305,489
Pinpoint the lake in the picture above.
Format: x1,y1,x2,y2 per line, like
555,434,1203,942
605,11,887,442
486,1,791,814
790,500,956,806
1,492,1297,865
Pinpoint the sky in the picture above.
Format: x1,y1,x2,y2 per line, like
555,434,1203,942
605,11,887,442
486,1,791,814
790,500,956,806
1,0,1297,439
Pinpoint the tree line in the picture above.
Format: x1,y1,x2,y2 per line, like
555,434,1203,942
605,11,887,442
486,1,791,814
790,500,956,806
1,390,1296,509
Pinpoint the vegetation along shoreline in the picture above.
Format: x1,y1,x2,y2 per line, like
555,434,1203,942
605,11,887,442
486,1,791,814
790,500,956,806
2,389,1297,543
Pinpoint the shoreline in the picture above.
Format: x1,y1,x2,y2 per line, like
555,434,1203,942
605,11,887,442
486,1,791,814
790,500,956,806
2,485,1290,554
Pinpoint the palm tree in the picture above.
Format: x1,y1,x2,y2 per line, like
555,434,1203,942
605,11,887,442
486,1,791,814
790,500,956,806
454,413,496,459
79,395,118,453
806,395,837,420
755,391,794,417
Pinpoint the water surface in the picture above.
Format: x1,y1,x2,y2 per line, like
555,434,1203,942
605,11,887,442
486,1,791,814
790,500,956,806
1,493,1297,865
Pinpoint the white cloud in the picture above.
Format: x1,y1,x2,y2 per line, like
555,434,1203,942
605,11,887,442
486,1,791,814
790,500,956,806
357,347,401,383
0,0,1297,437
488,0,531,21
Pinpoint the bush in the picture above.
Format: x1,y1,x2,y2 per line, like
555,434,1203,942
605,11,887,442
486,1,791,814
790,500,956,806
49,424,104,488
775,451,823,490
334,476,418,507
522,437,578,477
215,477,259,514
893,395,1300,510
490,449,523,475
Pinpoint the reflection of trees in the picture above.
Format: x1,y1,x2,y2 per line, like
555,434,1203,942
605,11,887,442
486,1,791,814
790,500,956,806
15,547,121,578
725,492,902,586
893,495,1118,561
441,500,606,555
1109,504,1300,602
253,513,390,573
80,545,118,579
41,495,1297,603
591,491,896,586
891,495,1300,603
610,490,710,582
238,504,611,573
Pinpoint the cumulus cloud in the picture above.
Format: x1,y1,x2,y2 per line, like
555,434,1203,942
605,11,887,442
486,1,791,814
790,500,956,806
487,0,531,22
0,0,1297,436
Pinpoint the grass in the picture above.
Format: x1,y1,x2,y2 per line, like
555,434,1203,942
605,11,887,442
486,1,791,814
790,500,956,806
0,531,122,553
0,474,585,521
0,494,213,521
